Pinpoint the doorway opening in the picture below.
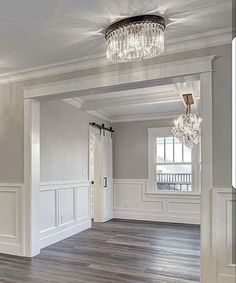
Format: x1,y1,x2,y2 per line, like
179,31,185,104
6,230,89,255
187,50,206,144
24,55,214,283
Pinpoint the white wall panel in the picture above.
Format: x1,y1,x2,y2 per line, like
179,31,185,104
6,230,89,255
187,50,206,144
77,186,89,221
40,181,90,249
114,179,200,224
59,188,74,226
40,190,56,233
213,189,236,283
0,184,23,256
0,191,16,236
167,201,200,214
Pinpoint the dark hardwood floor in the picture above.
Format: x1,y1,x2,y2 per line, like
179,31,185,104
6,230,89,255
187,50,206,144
0,219,200,283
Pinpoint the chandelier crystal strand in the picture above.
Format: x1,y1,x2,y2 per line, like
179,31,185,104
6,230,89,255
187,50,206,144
171,104,202,148
105,15,165,63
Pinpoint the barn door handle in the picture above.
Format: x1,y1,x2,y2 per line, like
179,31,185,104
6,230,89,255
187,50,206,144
104,177,108,188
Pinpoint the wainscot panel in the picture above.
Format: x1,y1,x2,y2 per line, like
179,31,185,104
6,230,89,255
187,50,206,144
212,188,236,283
40,180,91,249
0,184,24,255
113,179,201,224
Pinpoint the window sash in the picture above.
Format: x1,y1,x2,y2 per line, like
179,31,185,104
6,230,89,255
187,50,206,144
148,127,201,194
156,137,192,163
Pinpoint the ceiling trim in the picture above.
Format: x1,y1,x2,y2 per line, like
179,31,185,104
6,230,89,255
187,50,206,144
110,112,180,123
0,27,231,85
0,54,107,85
165,27,232,54
87,110,112,122
81,93,180,111
61,98,113,122
62,97,181,123
62,98,83,109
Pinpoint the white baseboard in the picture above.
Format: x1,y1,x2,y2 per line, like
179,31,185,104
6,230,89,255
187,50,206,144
113,209,200,225
40,219,91,249
0,242,23,256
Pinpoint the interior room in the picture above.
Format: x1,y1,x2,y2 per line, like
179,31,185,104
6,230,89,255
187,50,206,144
0,1,235,283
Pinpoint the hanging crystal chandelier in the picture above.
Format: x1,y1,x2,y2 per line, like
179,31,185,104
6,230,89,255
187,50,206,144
105,15,166,63
171,94,202,148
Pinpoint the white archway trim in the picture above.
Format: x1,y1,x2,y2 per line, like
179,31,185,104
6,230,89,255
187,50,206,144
24,56,214,100
24,55,215,283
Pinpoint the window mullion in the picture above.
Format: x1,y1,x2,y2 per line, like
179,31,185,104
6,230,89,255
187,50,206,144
173,137,175,162
164,137,166,162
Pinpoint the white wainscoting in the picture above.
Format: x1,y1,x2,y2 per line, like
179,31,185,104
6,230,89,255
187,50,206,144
213,188,236,283
0,183,24,256
113,179,201,224
40,180,91,249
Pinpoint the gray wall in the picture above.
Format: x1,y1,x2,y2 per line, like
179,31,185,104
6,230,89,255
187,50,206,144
113,119,173,179
40,99,109,182
113,44,232,188
0,85,24,183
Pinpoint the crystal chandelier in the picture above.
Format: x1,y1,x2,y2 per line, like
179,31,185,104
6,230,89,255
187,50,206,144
105,15,166,63
171,94,201,148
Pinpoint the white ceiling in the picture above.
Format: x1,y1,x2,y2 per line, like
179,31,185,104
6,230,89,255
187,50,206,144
0,0,232,74
64,81,200,122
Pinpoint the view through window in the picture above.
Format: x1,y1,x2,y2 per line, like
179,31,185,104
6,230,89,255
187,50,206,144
156,137,192,191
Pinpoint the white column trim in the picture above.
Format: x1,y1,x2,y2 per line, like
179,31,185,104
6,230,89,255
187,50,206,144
232,37,236,189
24,99,40,257
200,71,215,282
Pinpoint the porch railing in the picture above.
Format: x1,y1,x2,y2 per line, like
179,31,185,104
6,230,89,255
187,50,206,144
157,173,192,191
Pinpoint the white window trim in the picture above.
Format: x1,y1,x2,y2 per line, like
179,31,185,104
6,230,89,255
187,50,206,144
147,127,201,196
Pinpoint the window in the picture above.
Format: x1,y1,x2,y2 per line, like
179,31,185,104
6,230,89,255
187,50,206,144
148,127,201,194
156,137,192,191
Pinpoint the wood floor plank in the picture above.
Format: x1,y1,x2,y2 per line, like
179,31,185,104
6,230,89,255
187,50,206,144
0,219,200,282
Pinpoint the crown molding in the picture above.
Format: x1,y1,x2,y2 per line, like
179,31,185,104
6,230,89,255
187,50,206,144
87,110,112,123
0,27,231,86
81,92,179,111
110,112,180,123
63,97,200,123
63,91,199,123
0,54,107,85
164,27,232,55
61,98,112,122
62,98,83,109
62,98,178,123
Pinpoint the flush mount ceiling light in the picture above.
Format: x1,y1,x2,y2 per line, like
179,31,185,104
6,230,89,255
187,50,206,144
171,94,202,148
105,15,166,63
